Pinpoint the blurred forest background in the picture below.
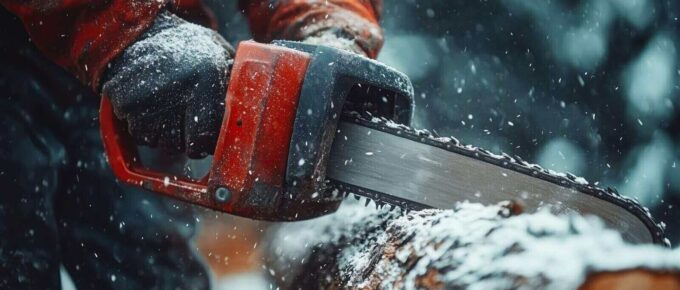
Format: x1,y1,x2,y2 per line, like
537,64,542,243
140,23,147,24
205,0,680,241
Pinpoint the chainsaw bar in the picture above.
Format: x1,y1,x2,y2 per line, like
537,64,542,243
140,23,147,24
325,113,667,245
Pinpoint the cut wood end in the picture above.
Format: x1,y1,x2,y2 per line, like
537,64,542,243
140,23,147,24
580,270,680,290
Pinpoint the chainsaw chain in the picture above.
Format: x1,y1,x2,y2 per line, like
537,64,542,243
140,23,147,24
328,112,669,246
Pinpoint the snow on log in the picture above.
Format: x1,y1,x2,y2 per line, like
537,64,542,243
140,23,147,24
264,199,680,290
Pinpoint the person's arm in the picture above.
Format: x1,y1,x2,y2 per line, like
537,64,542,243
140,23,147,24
0,1,169,91
239,0,384,58
2,2,232,157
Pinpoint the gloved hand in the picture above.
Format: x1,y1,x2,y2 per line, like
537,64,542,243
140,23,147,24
302,28,369,56
101,11,234,158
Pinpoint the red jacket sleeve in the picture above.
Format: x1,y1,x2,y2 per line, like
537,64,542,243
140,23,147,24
240,0,384,59
0,1,169,91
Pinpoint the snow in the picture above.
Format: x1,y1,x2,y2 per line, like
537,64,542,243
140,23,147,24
302,33,361,55
215,271,269,290
573,176,588,185
267,200,679,290
265,198,392,289
127,15,225,71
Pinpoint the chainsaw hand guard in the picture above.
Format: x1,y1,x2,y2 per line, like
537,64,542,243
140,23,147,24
100,40,414,221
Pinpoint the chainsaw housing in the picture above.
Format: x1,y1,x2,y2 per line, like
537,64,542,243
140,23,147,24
100,40,414,221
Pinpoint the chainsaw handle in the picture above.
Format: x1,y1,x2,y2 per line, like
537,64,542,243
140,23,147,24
99,41,321,220
99,96,210,200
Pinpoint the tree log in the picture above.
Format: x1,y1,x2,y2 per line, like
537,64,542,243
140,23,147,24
265,199,680,290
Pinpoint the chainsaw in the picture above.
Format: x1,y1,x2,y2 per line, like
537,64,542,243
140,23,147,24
100,40,666,245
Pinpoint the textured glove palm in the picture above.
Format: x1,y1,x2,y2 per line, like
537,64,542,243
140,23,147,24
102,11,233,158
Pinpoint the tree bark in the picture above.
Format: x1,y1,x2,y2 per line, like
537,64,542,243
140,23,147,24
264,199,680,290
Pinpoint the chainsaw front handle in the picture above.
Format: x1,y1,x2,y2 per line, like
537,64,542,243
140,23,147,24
100,97,211,197
100,40,414,220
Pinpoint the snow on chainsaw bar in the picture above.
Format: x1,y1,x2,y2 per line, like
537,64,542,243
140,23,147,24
342,111,666,244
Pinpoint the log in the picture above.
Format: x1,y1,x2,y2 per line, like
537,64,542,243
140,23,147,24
264,199,680,290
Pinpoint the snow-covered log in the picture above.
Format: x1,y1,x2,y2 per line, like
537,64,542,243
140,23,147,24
264,200,680,290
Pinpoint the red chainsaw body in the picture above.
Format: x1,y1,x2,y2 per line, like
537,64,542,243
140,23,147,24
209,42,311,217
101,41,313,220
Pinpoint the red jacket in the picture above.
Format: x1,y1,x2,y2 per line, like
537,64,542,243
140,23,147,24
0,0,383,91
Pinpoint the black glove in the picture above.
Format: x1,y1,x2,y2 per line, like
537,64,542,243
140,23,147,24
302,28,369,56
101,11,234,158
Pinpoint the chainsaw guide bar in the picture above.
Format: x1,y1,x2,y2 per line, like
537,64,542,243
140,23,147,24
326,113,668,246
